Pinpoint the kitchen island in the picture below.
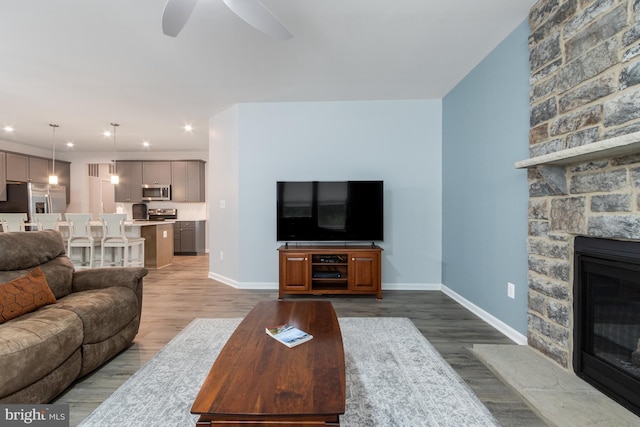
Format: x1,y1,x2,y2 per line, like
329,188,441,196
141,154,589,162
137,221,174,269
58,220,174,269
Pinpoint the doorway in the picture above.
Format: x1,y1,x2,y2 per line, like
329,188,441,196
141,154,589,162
88,164,116,218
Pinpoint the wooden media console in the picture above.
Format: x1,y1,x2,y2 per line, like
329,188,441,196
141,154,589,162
278,245,382,299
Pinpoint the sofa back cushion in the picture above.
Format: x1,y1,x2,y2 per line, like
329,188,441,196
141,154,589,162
0,231,74,298
0,230,66,271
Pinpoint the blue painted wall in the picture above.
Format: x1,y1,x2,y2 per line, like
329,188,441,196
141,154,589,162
442,20,530,334
209,100,443,288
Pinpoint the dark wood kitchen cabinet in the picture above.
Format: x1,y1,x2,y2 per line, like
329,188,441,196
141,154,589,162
29,157,49,183
6,153,31,182
171,160,205,202
142,161,171,185
173,220,205,255
114,161,143,202
6,153,49,183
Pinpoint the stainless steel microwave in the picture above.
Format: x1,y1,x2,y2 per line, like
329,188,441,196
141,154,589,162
142,184,171,201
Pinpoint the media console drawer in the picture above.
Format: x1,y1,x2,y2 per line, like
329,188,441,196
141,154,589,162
278,245,382,299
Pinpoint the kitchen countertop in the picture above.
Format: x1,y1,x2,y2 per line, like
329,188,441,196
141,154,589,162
126,220,176,226
57,220,176,227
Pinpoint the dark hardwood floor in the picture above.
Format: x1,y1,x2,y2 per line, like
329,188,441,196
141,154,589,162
55,254,546,426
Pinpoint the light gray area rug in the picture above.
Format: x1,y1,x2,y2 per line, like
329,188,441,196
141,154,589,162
79,317,500,426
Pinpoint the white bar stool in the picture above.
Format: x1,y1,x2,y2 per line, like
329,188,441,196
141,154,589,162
99,213,145,267
65,213,100,268
0,213,28,232
33,213,62,231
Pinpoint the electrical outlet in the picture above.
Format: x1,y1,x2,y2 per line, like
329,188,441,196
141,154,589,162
507,282,515,299
219,251,224,261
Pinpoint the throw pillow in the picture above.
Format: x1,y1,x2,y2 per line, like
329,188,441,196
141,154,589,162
0,267,57,324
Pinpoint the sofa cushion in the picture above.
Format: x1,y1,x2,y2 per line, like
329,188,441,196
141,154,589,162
0,267,57,324
0,230,66,271
80,317,140,377
0,308,83,398
38,256,75,299
51,286,139,344
1,349,81,404
0,231,74,299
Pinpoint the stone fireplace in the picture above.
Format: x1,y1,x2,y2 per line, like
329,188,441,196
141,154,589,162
524,0,640,378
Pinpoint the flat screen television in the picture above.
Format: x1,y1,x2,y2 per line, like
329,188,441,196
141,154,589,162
277,181,383,242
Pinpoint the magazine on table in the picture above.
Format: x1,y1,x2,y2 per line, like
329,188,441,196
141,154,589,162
265,324,313,348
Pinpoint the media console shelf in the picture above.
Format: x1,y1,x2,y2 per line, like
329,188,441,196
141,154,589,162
278,245,382,299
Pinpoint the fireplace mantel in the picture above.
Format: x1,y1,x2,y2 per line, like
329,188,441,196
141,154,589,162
515,130,640,169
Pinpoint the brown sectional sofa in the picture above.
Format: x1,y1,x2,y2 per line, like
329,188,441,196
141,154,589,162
0,230,147,403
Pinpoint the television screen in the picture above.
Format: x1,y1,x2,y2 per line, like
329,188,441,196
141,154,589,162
277,181,383,242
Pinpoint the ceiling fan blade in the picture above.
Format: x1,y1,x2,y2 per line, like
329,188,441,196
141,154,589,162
162,0,198,37
222,0,293,40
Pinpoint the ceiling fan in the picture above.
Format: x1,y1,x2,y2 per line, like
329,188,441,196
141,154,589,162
162,0,293,40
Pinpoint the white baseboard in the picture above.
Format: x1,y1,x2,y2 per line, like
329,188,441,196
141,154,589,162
207,272,527,345
237,281,277,290
441,284,527,345
208,272,276,290
382,282,442,291
207,272,239,288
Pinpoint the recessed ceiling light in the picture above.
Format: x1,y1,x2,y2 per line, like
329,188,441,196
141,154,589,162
3,126,14,133
103,130,111,137
66,142,74,148
142,141,150,147
183,124,193,132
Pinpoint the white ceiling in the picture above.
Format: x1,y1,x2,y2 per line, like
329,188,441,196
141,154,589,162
0,0,536,154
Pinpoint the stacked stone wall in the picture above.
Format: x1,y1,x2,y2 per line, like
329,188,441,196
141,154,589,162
528,0,640,368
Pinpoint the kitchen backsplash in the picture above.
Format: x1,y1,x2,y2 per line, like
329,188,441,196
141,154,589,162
117,202,207,221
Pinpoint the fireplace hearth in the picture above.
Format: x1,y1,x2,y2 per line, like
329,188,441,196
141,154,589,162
574,236,640,416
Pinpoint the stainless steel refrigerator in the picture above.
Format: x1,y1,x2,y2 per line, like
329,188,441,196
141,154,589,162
0,182,67,221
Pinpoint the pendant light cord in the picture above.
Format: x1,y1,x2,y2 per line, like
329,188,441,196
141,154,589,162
111,122,119,175
49,123,59,176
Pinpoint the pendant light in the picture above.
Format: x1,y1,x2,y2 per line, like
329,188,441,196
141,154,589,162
48,124,59,185
110,123,120,184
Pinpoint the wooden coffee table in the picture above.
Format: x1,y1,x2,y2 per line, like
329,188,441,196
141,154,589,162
191,300,346,426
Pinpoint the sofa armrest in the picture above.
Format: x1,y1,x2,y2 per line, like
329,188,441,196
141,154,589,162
72,267,147,314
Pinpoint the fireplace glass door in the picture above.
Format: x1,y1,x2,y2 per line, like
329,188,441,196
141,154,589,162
574,236,640,416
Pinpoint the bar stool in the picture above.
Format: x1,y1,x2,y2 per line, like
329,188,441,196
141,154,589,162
65,213,100,268
99,213,145,267
0,213,28,232
33,213,62,231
